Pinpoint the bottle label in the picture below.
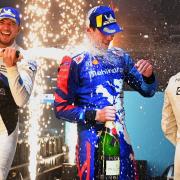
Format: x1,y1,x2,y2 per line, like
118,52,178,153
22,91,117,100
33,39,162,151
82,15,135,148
106,158,120,175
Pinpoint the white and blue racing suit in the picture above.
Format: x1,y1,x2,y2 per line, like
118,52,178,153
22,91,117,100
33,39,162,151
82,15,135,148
0,42,37,180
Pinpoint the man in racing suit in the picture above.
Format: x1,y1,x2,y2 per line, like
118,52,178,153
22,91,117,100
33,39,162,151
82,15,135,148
162,73,180,180
0,7,37,180
54,5,157,180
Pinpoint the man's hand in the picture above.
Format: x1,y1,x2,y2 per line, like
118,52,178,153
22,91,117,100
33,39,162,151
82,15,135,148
135,59,153,77
95,106,116,123
1,47,21,67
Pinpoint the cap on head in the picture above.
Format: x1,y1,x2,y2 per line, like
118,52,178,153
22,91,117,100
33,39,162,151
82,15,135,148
0,7,20,25
87,5,122,35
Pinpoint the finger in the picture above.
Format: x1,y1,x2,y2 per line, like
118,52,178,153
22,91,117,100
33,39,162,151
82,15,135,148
146,64,153,72
135,59,145,67
3,48,18,66
105,115,115,121
136,59,150,67
10,48,18,60
137,60,152,74
18,53,23,61
105,106,116,111
6,48,16,62
2,48,21,59
0,49,5,57
105,118,114,122
105,111,116,117
104,112,116,121
105,110,116,117
136,61,147,73
143,65,153,77
140,63,152,74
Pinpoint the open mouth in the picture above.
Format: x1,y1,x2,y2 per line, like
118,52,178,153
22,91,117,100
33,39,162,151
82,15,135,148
103,42,110,47
1,31,11,37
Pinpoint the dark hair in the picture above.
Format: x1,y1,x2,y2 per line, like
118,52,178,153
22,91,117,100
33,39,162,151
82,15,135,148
89,23,96,31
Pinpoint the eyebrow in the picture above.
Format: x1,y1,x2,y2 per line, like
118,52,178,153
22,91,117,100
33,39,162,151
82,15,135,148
0,19,16,24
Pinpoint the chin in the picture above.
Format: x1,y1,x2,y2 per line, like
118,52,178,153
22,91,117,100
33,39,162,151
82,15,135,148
0,39,13,46
102,45,109,50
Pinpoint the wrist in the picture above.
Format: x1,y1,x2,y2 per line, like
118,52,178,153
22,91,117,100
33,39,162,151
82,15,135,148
95,110,100,121
4,61,17,67
85,110,96,125
5,64,16,68
143,73,155,84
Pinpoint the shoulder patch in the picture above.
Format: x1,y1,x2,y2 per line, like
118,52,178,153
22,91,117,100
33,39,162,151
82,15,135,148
73,53,85,64
28,61,37,71
19,59,37,72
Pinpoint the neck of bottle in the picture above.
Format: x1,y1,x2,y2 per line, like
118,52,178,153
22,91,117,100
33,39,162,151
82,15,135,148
105,121,115,129
105,121,119,136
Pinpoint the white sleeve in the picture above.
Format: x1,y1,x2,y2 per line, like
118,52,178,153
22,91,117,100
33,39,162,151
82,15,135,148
6,60,37,107
161,84,177,146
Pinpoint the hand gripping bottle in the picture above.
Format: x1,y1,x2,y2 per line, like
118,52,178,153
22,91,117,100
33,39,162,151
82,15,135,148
96,121,120,180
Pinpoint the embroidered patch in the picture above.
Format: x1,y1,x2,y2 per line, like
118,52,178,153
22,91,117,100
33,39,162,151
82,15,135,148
176,87,180,95
73,54,84,64
28,61,37,71
92,59,99,65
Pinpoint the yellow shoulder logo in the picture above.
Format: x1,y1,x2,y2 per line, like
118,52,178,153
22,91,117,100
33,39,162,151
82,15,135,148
92,59,99,65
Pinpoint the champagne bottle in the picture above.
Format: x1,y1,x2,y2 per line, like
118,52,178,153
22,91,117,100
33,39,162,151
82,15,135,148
96,121,120,180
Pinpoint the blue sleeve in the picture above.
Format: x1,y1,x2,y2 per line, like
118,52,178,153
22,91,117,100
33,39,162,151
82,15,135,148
54,56,86,124
124,53,157,97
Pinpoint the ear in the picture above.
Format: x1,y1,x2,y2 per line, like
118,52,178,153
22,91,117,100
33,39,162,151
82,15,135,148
86,27,92,33
17,25,21,33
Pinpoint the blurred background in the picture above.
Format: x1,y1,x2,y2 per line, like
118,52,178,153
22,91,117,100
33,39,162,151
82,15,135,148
1,0,179,179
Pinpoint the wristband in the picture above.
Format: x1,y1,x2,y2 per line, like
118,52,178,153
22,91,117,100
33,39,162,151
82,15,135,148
85,110,96,125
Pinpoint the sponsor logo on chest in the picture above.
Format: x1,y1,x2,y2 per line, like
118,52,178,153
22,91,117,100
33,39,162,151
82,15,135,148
89,67,123,78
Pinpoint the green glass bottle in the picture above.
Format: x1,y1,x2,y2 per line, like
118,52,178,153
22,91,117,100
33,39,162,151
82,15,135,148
96,121,120,180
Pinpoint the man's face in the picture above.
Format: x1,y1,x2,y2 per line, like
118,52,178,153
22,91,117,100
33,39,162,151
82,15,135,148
87,27,114,50
0,18,20,48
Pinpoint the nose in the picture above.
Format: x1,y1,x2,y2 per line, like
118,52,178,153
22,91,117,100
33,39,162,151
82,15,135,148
2,23,11,30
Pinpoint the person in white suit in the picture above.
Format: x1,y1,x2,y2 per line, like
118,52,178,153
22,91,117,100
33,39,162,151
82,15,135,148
162,72,180,180
0,7,37,180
